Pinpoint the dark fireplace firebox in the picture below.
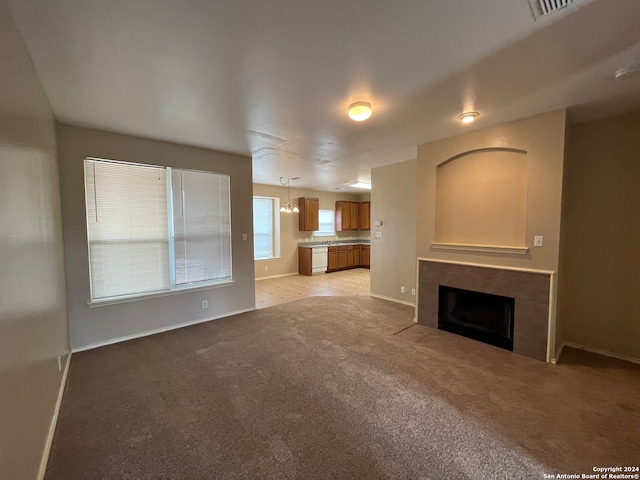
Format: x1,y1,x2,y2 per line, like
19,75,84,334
438,285,515,351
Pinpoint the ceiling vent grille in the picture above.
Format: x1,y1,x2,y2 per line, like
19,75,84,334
529,0,576,19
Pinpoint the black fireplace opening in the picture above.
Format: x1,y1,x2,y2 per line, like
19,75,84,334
438,286,515,351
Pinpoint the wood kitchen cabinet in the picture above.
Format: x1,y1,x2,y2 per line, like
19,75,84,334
335,201,351,231
359,201,370,230
361,244,370,268
335,201,369,231
336,246,347,269
298,247,313,276
298,197,319,231
326,243,369,272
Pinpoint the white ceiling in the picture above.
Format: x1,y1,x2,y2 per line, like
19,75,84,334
8,0,640,192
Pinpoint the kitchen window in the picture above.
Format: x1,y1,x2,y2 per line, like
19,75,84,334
314,209,335,237
83,158,232,303
253,196,281,260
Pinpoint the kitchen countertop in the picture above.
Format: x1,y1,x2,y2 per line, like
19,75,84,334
297,240,371,248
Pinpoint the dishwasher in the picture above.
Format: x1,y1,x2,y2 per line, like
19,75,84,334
311,246,328,275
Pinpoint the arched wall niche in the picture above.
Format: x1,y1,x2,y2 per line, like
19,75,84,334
435,147,528,248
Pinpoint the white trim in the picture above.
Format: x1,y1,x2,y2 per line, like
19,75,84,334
88,280,235,308
370,293,416,307
38,352,71,480
551,343,565,365
255,272,299,281
72,307,256,352
417,257,555,275
430,242,529,255
546,271,557,363
560,341,640,366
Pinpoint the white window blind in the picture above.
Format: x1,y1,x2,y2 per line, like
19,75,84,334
84,159,170,300
171,169,232,284
83,158,232,302
314,209,335,237
253,197,274,259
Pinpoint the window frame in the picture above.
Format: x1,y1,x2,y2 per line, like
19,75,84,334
252,196,281,261
84,157,233,306
313,209,335,237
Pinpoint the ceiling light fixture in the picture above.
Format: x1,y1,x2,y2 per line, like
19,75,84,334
458,112,479,124
349,181,372,190
278,176,300,213
348,102,373,122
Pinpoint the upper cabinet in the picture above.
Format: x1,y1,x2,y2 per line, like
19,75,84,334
298,197,319,231
335,201,370,231
359,201,370,230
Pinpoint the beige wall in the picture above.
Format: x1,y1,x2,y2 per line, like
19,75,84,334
557,111,640,359
57,124,255,350
417,110,567,271
370,159,417,305
0,1,70,478
252,184,369,279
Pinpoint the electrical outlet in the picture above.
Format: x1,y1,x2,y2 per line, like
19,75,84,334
242,233,247,241
57,355,62,372
534,235,544,247
400,286,405,293
202,300,208,309
264,266,268,271
411,288,416,296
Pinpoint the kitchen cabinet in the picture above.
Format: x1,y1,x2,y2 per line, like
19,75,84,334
361,245,370,268
335,201,369,231
359,201,370,230
335,201,351,231
326,244,369,272
328,249,337,271
336,246,347,269
298,247,313,275
350,202,359,230
298,197,319,231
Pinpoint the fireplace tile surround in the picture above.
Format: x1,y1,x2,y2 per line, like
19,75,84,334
417,259,554,362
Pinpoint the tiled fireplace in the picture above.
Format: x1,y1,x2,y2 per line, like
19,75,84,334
417,259,554,362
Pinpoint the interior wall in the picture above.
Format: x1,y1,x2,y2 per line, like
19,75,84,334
370,159,417,306
57,124,255,351
252,184,369,279
0,1,70,478
557,110,640,360
417,109,567,272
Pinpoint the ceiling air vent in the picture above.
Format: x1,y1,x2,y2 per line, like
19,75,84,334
529,0,576,19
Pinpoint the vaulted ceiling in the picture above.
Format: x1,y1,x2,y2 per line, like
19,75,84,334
8,0,640,192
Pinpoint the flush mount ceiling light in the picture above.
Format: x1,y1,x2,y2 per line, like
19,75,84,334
348,102,372,122
349,181,372,190
458,112,479,124
278,176,300,213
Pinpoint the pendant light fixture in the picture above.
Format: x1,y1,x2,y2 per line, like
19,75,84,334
279,176,300,213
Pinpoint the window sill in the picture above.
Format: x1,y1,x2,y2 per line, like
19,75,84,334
254,257,282,262
87,279,235,308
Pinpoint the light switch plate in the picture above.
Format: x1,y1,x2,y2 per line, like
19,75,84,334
375,231,383,238
534,235,543,247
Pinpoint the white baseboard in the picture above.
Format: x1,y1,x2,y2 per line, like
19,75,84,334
558,341,640,366
370,293,416,307
72,307,256,353
38,352,71,480
255,272,298,281
550,343,565,365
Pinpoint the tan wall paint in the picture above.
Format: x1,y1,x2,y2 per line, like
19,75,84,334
435,150,528,246
57,124,255,350
252,184,369,279
370,159,417,305
0,2,69,478
417,110,567,271
557,111,640,359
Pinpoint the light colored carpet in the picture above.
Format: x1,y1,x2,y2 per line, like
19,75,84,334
46,296,640,479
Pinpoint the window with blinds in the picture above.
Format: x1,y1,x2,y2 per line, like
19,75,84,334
84,158,232,302
314,209,335,237
253,196,280,260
